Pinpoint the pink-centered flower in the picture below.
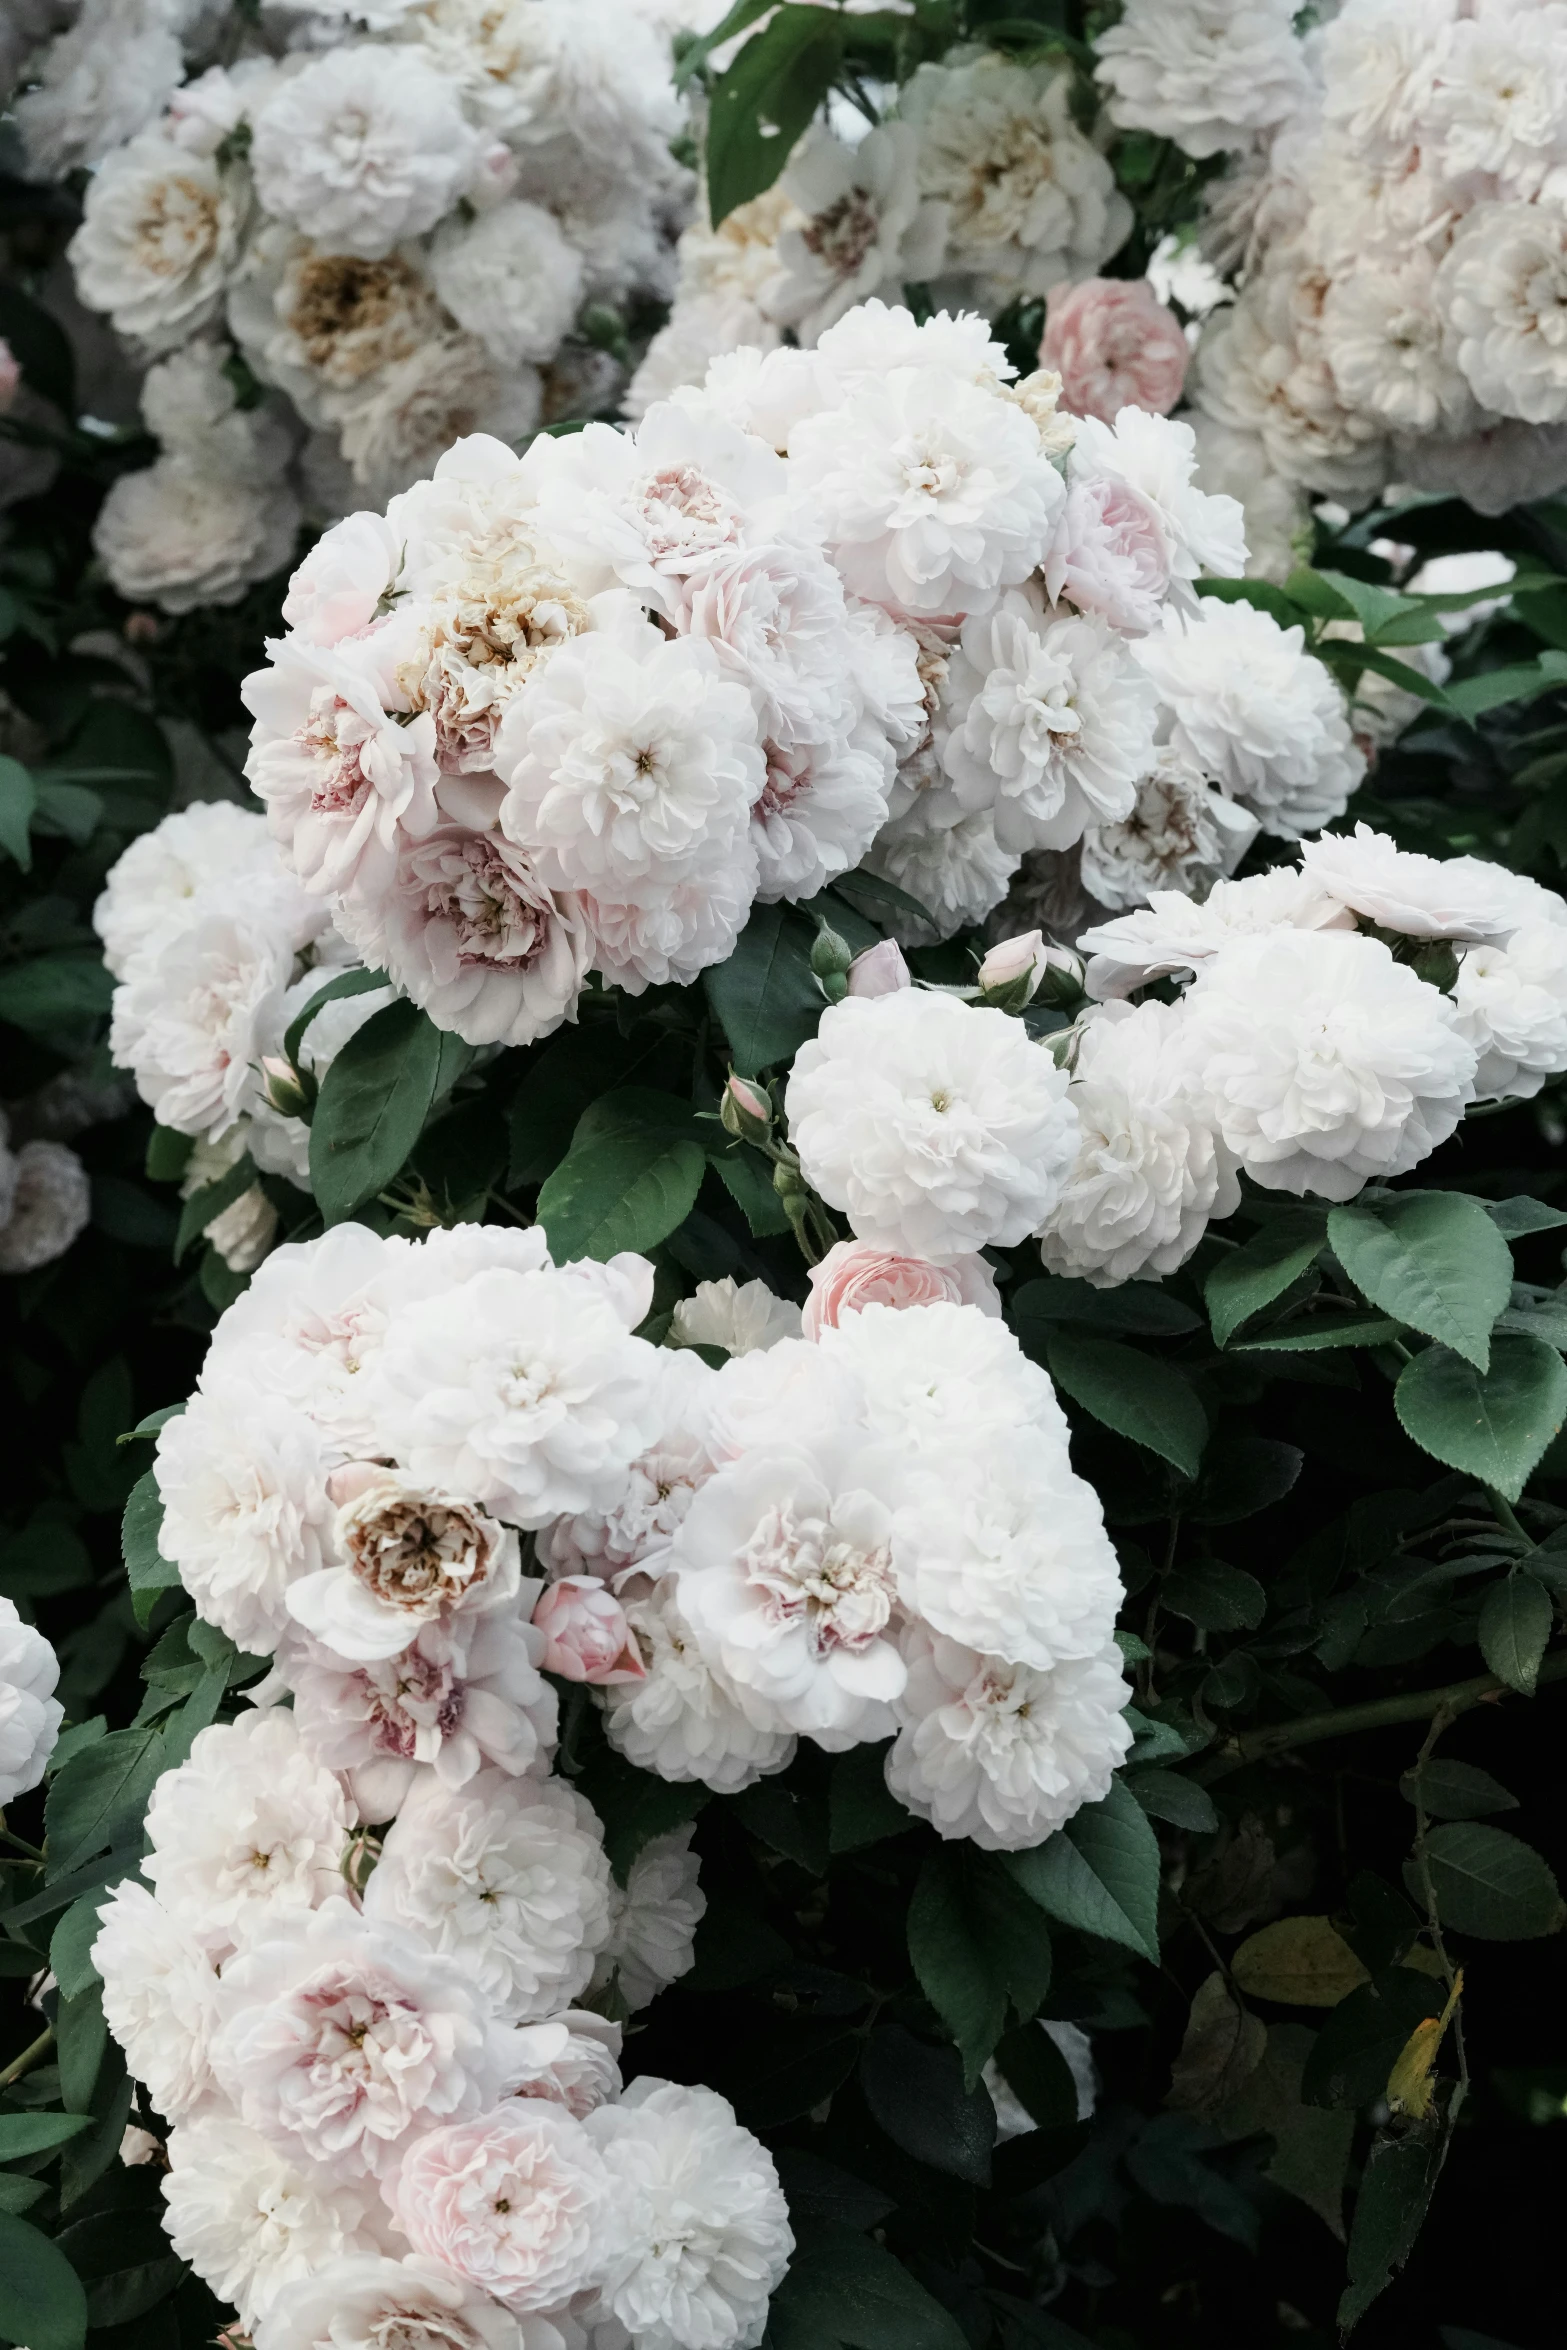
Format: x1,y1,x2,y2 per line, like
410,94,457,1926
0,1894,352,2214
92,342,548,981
802,1238,1002,1337
532,1577,646,1685
1041,277,1188,424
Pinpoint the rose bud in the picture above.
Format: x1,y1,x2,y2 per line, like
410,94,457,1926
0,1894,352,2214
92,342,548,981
533,1577,645,1685
847,939,911,997
720,1071,774,1144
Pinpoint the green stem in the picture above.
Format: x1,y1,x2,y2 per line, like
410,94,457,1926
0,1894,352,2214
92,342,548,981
0,2026,52,2090
0,1821,45,1864
1200,1648,1567,1777
1487,1487,1530,1545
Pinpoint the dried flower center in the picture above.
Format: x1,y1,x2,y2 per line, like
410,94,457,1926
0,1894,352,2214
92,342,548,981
803,189,881,278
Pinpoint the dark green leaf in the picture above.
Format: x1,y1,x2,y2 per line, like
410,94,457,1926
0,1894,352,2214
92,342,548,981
1004,1778,1161,1963
1195,577,1304,630
1301,1973,1442,2109
730,1776,829,1875
1410,1823,1564,1940
573,1744,709,1884
727,2014,861,2129
0,280,76,412
1398,1760,1517,1819
1339,2131,1441,2329
1394,1334,1567,1502
828,1741,908,1852
0,953,114,1045
710,1142,792,1237
1013,1276,1200,1340
173,1151,258,1263
1444,650,1567,718
309,998,454,1224
0,2211,89,2350
537,1131,706,1263
703,900,821,1072
1328,1191,1513,1372
0,2111,91,2157
121,1473,180,1612
56,1983,107,2112
1126,1767,1220,1834
706,5,843,225
44,1728,162,1879
764,2223,968,2350
1163,1557,1267,1632
1234,1309,1405,1352
908,1848,1053,2088
50,1889,110,2000
144,1125,195,1184
1478,1573,1553,1694
0,752,36,869
1205,1211,1328,1348
282,963,388,1071
860,2022,995,2183
1190,1437,1302,1524
1044,1334,1206,1478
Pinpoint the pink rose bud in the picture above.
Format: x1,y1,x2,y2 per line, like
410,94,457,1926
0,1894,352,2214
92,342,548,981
978,931,1048,997
1041,277,1189,425
0,339,19,416
802,1237,1002,1338
847,939,911,997
325,1460,388,1508
721,1071,773,1144
533,1577,645,1685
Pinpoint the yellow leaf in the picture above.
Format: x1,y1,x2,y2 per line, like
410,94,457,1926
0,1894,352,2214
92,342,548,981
1400,1943,1446,1980
1231,1915,1371,2008
1386,1969,1464,2121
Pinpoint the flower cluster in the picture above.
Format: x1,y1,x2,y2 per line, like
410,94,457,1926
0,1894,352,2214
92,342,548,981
95,1218,794,2350
790,828,1567,1296
95,798,395,1269
1101,0,1567,513
0,1594,62,1808
0,1109,91,1275
22,0,698,611
632,49,1131,395
239,294,1360,1030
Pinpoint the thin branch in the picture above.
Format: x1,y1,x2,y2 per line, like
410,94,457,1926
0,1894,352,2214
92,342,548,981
0,2027,53,2091
1199,1648,1567,1777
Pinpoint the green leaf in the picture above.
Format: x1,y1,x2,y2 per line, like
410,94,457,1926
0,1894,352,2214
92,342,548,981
673,0,774,87
144,1125,194,1184
1162,1557,1267,1632
1410,1823,1565,1940
710,1141,792,1237
1394,1333,1567,1502
44,1728,162,1880
1004,1778,1162,1963
1478,1572,1552,1695
57,1983,107,2112
537,1131,706,1263
828,1741,908,1853
702,900,821,1072
706,5,843,225
764,2224,968,2350
309,997,457,1223
50,1890,110,2000
121,1472,180,1615
1013,1276,1201,1340
1339,2131,1442,2330
1328,1191,1513,1372
572,1744,709,1884
1127,1767,1219,1834
1301,1974,1442,2109
859,2022,995,2184
1190,1437,1302,1525
31,779,101,846
0,2111,91,2158
908,1848,1053,2088
0,2211,89,2350
1234,1309,1405,1352
1486,1197,1567,1239
0,752,37,869
282,963,388,1071
1444,650,1567,719
0,953,114,1046
1205,1211,1327,1348
1195,577,1305,631
1311,569,1441,644
1398,1759,1518,1820
1044,1333,1207,1479
173,1150,258,1262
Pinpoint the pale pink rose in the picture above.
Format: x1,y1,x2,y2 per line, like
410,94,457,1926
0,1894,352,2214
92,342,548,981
976,930,1049,997
1042,475,1170,634
385,2100,610,2313
801,1238,1003,1338
847,939,911,996
0,340,19,416
532,1577,645,1686
280,512,399,648
1041,279,1188,425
